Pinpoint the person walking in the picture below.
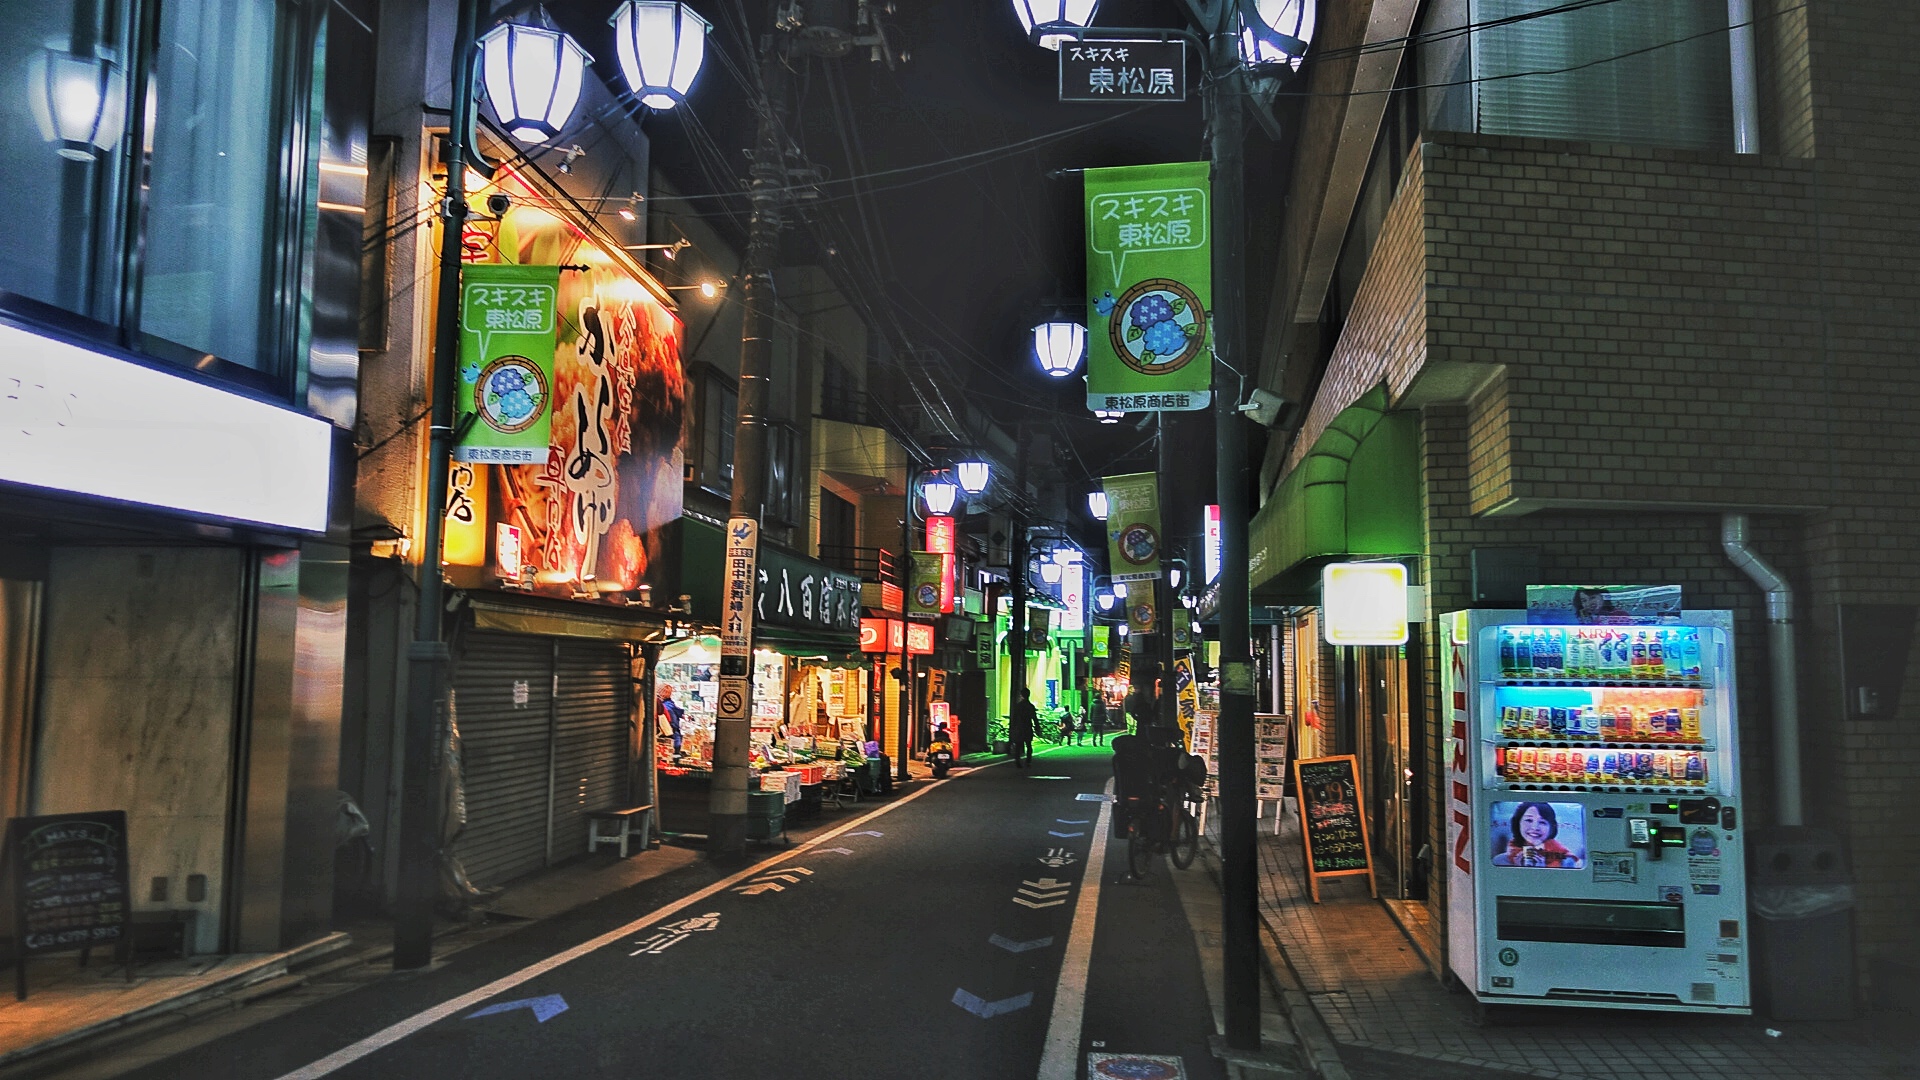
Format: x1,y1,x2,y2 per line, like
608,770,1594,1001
1009,689,1036,767
1090,698,1108,746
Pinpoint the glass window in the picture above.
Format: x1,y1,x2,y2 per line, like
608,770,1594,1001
0,3,139,321
699,372,736,496
139,0,286,372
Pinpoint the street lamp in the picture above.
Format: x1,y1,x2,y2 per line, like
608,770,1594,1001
1238,0,1315,68
921,473,960,516
1010,0,1101,50
478,21,592,143
1093,408,1123,423
956,458,992,495
610,0,712,109
1032,318,1086,378
1087,490,1109,520
27,48,127,161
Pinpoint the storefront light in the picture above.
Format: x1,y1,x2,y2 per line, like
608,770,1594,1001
478,21,591,143
27,47,128,161
1322,562,1409,646
610,1,711,110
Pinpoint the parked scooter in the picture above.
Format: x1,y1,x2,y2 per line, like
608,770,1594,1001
927,738,955,779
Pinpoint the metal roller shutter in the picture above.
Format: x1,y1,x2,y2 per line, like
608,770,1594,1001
452,632,553,888
550,640,632,860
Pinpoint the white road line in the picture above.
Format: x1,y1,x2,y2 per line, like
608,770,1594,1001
272,782,946,1080
1036,776,1114,1080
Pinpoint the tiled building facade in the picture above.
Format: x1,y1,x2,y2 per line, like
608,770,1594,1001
1252,0,1918,997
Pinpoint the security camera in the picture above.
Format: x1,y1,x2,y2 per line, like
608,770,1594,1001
1237,388,1294,429
485,192,512,217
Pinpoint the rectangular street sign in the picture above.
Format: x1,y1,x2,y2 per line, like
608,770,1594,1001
1059,40,1186,103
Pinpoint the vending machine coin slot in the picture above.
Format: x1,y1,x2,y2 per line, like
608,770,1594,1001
1720,805,1738,830
1678,798,1721,825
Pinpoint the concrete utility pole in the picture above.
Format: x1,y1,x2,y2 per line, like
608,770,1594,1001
1203,7,1262,1052
711,17,788,859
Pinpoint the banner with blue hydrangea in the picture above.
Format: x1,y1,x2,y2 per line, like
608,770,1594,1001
1084,162,1212,413
454,263,560,464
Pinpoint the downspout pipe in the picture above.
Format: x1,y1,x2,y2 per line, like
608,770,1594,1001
1728,0,1759,153
1721,514,1802,826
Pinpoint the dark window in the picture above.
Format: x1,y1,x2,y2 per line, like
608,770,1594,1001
699,372,736,496
764,422,799,526
820,353,862,423
820,488,856,552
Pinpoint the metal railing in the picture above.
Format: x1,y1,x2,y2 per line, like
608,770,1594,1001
817,545,898,586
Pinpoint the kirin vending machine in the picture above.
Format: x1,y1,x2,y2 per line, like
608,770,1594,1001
1443,608,1751,1014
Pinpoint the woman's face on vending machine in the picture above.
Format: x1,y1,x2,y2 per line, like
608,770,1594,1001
1518,806,1554,847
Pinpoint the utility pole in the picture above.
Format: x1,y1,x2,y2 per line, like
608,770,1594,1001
1157,411,1178,732
712,13,788,859
1009,426,1030,731
1205,9,1261,1052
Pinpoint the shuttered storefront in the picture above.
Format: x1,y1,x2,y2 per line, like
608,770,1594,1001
550,640,632,862
452,633,633,889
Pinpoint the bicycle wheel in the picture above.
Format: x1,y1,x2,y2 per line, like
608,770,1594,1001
1128,822,1153,879
1170,807,1198,868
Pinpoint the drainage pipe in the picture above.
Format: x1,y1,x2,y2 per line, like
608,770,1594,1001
1728,0,1759,153
1721,514,1802,826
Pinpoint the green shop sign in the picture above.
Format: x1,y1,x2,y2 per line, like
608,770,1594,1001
1084,161,1212,413
455,264,560,464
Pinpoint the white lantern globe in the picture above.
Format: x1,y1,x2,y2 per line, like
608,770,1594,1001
478,22,591,144
922,476,960,516
1010,0,1100,51
1087,491,1109,520
1239,0,1316,70
610,1,711,110
956,459,992,495
1033,319,1086,378
27,48,128,161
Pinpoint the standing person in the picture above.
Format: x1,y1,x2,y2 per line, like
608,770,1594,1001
1090,697,1108,746
657,683,686,759
1009,689,1036,767
1060,711,1076,746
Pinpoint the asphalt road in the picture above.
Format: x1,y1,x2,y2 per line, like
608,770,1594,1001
121,743,1225,1080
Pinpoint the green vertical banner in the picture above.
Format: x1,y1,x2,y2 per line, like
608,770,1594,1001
1084,162,1212,413
908,551,951,615
455,264,560,464
1090,625,1110,659
1103,471,1163,584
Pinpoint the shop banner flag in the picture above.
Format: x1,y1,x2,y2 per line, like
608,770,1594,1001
1084,162,1212,413
1173,607,1191,650
1103,472,1163,584
455,264,560,463
1126,579,1157,635
908,551,954,615
1091,625,1110,659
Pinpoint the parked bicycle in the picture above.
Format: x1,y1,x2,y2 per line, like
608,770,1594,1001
1121,754,1203,878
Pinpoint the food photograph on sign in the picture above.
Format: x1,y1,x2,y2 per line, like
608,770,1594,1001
1491,801,1588,869
466,185,686,603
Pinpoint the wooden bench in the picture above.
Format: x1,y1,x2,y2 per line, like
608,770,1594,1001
585,805,654,858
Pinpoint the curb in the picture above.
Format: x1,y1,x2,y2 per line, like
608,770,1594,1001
1198,844,1350,1080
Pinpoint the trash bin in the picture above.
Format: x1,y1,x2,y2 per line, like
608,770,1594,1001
1749,826,1856,1020
746,789,786,846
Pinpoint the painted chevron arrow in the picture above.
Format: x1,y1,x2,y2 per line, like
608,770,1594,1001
952,988,1034,1019
1021,877,1072,890
1014,896,1068,909
989,933,1054,954
733,882,785,895
846,831,884,837
1048,830,1085,838
466,995,568,1023
1018,885,1071,900
1056,819,1090,825
817,847,854,855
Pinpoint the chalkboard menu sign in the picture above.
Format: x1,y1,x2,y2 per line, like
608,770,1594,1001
1291,756,1377,902
8,811,131,998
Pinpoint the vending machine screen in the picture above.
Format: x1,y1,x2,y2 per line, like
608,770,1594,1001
1491,801,1587,869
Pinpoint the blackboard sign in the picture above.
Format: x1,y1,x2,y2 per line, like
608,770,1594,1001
8,811,131,997
1291,756,1376,902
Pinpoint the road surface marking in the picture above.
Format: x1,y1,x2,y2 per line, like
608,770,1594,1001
1048,830,1086,838
463,995,567,1024
989,934,1055,954
953,988,1035,1019
1014,896,1069,910
1056,819,1090,825
1039,848,1079,868
628,913,720,956
1037,777,1115,1080
1076,793,1110,802
272,782,946,1080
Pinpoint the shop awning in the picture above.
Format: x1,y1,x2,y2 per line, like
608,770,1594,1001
1248,385,1421,603
467,593,665,642
678,516,861,655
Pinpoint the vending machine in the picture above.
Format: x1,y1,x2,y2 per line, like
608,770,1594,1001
1443,608,1751,1014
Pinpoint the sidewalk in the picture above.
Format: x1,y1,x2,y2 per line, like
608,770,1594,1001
0,785,893,1079
1240,800,1920,1080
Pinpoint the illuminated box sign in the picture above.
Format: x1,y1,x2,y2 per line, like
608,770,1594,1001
0,322,333,533
1322,563,1409,646
889,619,906,653
905,621,935,655
753,544,863,636
859,617,890,653
496,523,523,581
925,515,955,554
